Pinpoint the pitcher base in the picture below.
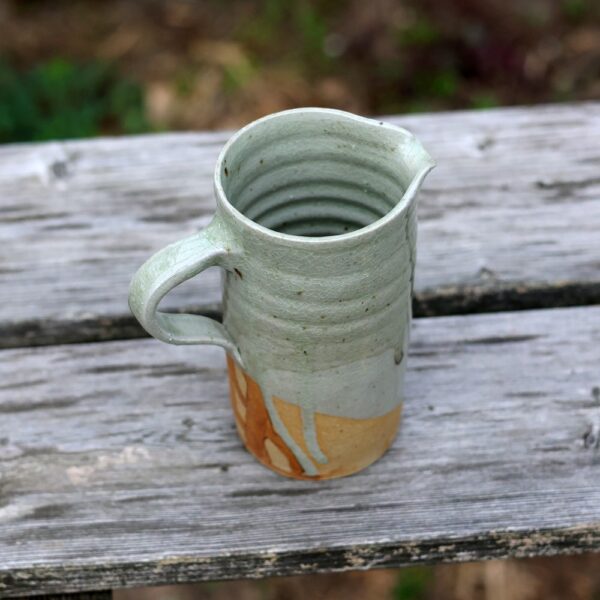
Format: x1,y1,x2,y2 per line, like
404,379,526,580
226,355,401,480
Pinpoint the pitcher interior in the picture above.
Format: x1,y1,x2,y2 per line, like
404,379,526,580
220,111,412,237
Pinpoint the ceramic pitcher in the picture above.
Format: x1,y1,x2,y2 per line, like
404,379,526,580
129,108,434,480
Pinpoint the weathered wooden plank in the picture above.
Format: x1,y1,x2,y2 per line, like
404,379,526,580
1,102,599,347
1,305,599,596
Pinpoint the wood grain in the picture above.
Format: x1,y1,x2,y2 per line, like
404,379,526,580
1,102,599,347
1,305,599,596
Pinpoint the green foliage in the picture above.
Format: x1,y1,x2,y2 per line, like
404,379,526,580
414,68,460,99
562,0,588,21
405,100,435,114
239,0,286,46
429,71,459,98
223,58,256,94
294,1,329,64
174,67,197,98
0,58,149,143
392,567,432,600
263,0,287,27
238,0,333,71
471,92,500,109
398,18,441,47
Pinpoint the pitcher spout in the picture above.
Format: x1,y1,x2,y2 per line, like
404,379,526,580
378,121,436,211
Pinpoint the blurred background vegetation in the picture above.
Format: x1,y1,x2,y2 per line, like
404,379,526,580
2,1,599,598
0,0,598,143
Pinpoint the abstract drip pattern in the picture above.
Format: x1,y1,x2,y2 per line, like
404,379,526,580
227,355,402,480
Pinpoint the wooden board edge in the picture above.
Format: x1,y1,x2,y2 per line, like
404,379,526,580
3,525,599,597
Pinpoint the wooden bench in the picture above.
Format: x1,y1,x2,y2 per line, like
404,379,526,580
0,102,599,598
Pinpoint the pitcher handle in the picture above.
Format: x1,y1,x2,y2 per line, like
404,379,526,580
128,218,244,366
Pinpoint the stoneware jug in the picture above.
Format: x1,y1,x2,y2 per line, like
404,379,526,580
129,108,434,480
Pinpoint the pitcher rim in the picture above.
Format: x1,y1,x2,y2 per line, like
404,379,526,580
214,107,435,247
